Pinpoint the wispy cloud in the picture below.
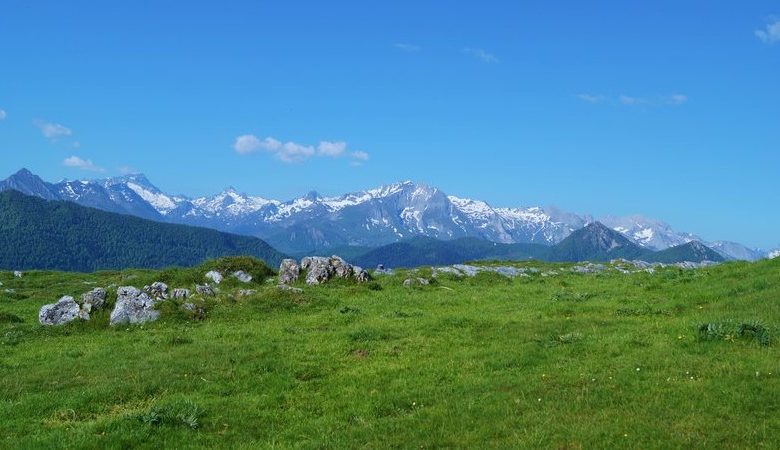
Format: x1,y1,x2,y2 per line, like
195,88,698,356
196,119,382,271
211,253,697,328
667,94,688,105
317,141,347,157
577,94,605,104
394,43,421,52
234,135,368,164
349,151,370,166
463,47,498,63
756,18,780,44
63,156,104,172
618,95,644,106
34,119,73,141
0,109,6,121
579,93,687,107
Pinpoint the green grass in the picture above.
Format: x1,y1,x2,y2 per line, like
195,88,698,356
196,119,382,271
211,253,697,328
1,257,779,448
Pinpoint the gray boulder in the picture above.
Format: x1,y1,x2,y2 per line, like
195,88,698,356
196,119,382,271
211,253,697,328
232,270,252,283
302,256,334,285
278,259,300,285
171,288,190,299
144,282,169,299
354,267,372,283
13,271,22,278
403,278,430,287
205,271,223,284
109,287,160,326
80,287,107,309
39,296,82,325
331,256,354,279
196,285,215,296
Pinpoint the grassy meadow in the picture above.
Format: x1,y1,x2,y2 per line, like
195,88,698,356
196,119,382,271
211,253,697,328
1,257,779,449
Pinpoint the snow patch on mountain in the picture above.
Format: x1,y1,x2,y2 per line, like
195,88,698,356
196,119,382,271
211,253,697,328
126,182,179,214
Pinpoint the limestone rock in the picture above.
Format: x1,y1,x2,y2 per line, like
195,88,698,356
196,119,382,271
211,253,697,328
39,296,81,325
354,267,372,283
278,259,300,285
403,278,430,287
109,287,160,326
80,287,107,310
171,288,191,299
196,285,215,296
144,282,169,299
232,270,252,283
302,256,334,285
205,271,223,284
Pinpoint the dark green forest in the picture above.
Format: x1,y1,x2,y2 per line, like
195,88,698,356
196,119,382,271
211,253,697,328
0,191,286,271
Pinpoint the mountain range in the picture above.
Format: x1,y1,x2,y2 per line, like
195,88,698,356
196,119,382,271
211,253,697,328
0,168,774,261
0,190,725,271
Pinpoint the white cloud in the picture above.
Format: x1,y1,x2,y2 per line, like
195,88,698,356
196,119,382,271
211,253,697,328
394,43,421,52
463,47,498,63
34,119,73,140
63,156,104,172
577,94,605,104
235,134,366,164
278,141,315,163
317,141,347,157
234,134,262,154
756,19,780,44
0,109,6,121
350,151,369,161
667,94,688,105
618,95,644,105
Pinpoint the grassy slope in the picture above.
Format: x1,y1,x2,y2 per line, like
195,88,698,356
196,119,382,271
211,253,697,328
1,258,779,448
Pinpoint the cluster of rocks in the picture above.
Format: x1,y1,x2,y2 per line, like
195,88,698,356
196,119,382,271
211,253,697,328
39,287,107,325
205,270,253,284
278,256,371,287
38,269,231,326
431,264,537,279
570,259,720,276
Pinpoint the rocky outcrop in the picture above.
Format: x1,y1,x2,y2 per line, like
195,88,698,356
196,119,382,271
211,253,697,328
237,289,257,297
80,287,107,310
278,259,300,284
232,271,252,283
432,264,530,279
109,287,160,326
354,267,372,283
196,285,215,296
403,278,430,287
298,255,371,286
171,288,190,299
205,271,223,284
144,282,169,299
39,296,81,325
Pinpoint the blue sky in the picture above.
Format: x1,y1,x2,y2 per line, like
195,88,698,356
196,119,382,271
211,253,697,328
0,1,778,248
